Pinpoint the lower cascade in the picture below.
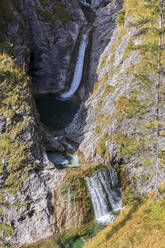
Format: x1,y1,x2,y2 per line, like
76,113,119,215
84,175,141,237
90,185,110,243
48,152,81,169
85,166,123,225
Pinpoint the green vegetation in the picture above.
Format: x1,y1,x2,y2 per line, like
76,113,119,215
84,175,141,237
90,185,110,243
53,1,69,22
96,133,110,158
0,0,30,60
116,9,126,26
59,173,92,208
40,0,50,7
112,133,140,161
92,0,165,195
0,51,40,241
35,8,55,23
0,53,39,198
0,0,15,42
22,222,104,248
92,75,108,94
0,223,13,238
36,0,69,23
56,222,104,248
84,185,165,248
115,95,145,119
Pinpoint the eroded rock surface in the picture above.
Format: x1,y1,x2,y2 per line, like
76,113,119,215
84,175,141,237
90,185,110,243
67,0,165,195
0,0,123,246
2,0,165,247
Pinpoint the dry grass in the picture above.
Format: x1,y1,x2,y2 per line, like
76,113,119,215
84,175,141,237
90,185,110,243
84,184,165,248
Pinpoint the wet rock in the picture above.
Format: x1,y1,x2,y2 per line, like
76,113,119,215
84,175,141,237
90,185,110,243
67,4,165,195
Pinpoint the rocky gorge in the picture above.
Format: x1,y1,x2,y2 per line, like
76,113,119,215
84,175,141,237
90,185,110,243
0,0,165,247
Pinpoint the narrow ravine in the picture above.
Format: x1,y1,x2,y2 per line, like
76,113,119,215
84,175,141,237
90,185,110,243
2,0,165,247
28,0,124,247
35,0,123,229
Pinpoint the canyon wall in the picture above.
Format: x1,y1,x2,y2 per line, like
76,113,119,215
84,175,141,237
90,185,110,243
0,0,122,247
67,0,165,196
1,0,165,247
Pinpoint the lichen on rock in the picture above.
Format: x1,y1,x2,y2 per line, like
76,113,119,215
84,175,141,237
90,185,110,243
67,0,165,196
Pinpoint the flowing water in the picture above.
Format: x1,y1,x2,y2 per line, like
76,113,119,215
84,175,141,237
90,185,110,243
48,152,81,169
60,32,89,100
33,8,123,248
79,0,91,7
35,31,89,130
85,167,123,225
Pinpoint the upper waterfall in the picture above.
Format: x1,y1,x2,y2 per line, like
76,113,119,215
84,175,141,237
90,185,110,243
59,32,89,100
85,166,123,225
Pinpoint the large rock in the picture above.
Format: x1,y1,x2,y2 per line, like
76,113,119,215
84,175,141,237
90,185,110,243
15,0,87,95
67,0,165,195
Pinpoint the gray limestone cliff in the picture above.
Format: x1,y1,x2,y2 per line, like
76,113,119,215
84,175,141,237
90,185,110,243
1,0,165,247
0,0,122,247
67,0,165,196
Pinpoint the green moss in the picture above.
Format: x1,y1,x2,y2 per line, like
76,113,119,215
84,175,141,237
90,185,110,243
13,201,27,211
0,223,13,238
123,189,141,206
116,9,126,26
22,222,104,248
99,55,108,69
0,54,38,194
115,95,145,120
56,222,104,247
95,125,102,134
96,133,109,158
35,8,54,22
93,75,108,94
40,0,50,7
113,133,141,160
35,1,68,23
53,1,68,22
102,84,115,98
60,174,92,207
0,0,22,43
0,194,4,201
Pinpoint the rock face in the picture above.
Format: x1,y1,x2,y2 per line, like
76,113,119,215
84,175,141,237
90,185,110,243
5,0,87,95
0,0,123,247
67,0,165,195
4,0,122,97
0,54,66,247
0,1,88,246
1,0,165,247
22,0,88,95
86,0,122,93
54,169,94,233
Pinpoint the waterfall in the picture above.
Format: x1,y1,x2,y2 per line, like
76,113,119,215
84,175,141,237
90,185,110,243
47,152,81,169
85,167,123,225
60,32,89,100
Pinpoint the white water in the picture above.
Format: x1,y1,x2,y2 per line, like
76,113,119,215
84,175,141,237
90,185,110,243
60,32,89,100
67,154,80,168
79,0,91,7
48,152,81,169
85,167,123,225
